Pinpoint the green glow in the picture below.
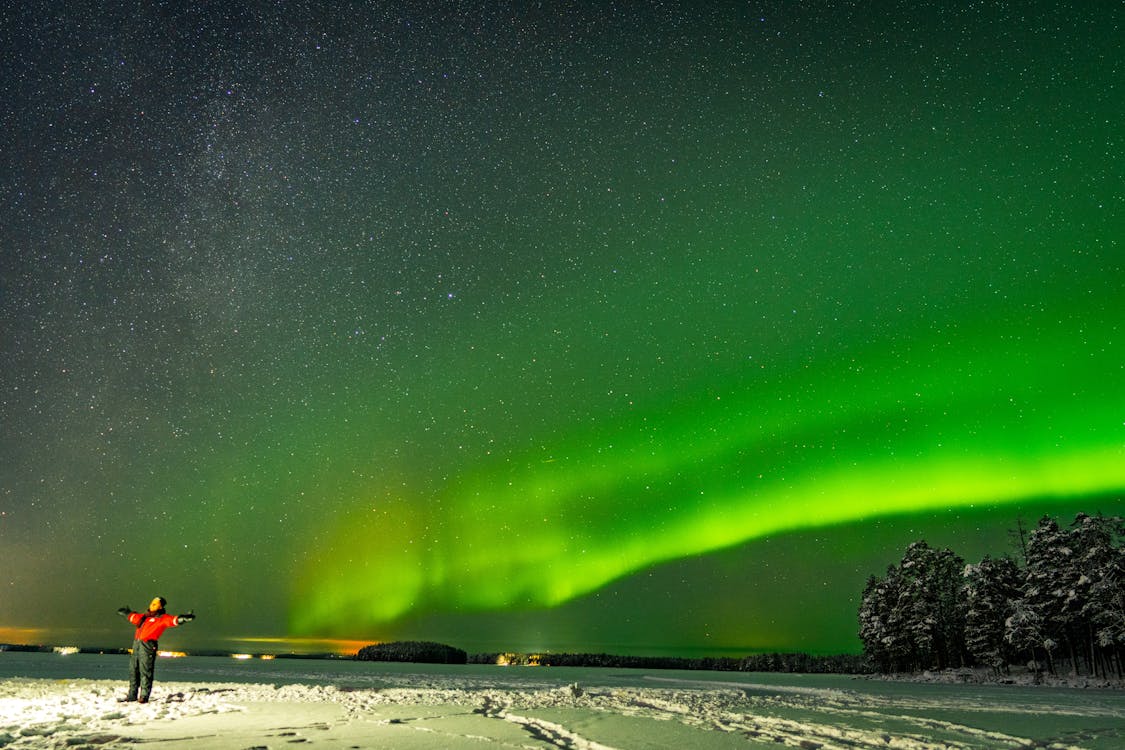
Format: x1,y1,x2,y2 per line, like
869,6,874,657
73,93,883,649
293,291,1125,635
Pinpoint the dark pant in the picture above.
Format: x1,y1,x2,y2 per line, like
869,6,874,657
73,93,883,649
127,639,158,701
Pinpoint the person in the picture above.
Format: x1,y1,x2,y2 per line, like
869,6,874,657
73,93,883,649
116,596,196,703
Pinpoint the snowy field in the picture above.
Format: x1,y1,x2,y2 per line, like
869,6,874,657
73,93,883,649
1,652,1123,749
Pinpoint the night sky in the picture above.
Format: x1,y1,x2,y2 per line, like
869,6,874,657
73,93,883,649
2,1,1122,656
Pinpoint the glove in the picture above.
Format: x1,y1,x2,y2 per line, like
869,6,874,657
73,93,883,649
117,607,131,616
176,611,196,624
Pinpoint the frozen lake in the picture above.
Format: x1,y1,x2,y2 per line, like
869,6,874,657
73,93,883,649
2,651,1123,748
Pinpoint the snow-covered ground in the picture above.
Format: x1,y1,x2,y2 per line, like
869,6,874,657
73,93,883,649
1,652,1123,749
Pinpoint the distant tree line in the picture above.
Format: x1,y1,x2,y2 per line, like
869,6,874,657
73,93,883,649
467,650,872,674
356,640,467,664
859,513,1125,677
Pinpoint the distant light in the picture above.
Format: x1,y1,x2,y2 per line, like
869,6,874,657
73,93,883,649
259,654,276,660
53,646,80,656
157,650,187,658
230,653,253,660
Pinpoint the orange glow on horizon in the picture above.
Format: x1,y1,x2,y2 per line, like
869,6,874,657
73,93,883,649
0,627,47,644
230,636,373,655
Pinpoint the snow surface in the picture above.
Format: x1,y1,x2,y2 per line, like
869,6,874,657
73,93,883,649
1,652,1123,749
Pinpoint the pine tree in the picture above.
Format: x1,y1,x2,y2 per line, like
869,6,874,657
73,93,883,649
859,508,1125,678
897,541,967,671
859,567,905,673
1015,513,1125,676
1005,597,1050,675
1090,546,1125,677
1013,516,1070,674
963,555,1022,673
859,541,968,672
1072,514,1125,676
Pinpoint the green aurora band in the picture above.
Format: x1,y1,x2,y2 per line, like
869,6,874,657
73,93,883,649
293,284,1125,636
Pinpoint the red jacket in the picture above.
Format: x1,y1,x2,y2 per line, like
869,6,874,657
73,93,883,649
128,611,179,642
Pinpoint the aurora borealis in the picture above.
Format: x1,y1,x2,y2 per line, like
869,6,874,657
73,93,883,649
2,1,1123,656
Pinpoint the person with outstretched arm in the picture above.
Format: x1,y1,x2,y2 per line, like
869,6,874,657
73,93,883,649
116,596,196,703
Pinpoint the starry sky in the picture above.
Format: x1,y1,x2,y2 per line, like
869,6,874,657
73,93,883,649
2,1,1122,656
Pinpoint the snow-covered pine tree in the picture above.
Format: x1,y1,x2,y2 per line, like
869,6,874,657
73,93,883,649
1090,544,1125,677
900,541,967,671
963,555,1022,673
860,510,1125,677
1071,513,1125,676
859,541,967,673
1004,597,1049,676
1012,516,1070,674
859,568,905,673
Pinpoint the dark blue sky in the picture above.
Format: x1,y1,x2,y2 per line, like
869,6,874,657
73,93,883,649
2,1,1122,654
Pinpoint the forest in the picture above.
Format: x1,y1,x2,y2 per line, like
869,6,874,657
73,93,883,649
859,512,1124,677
